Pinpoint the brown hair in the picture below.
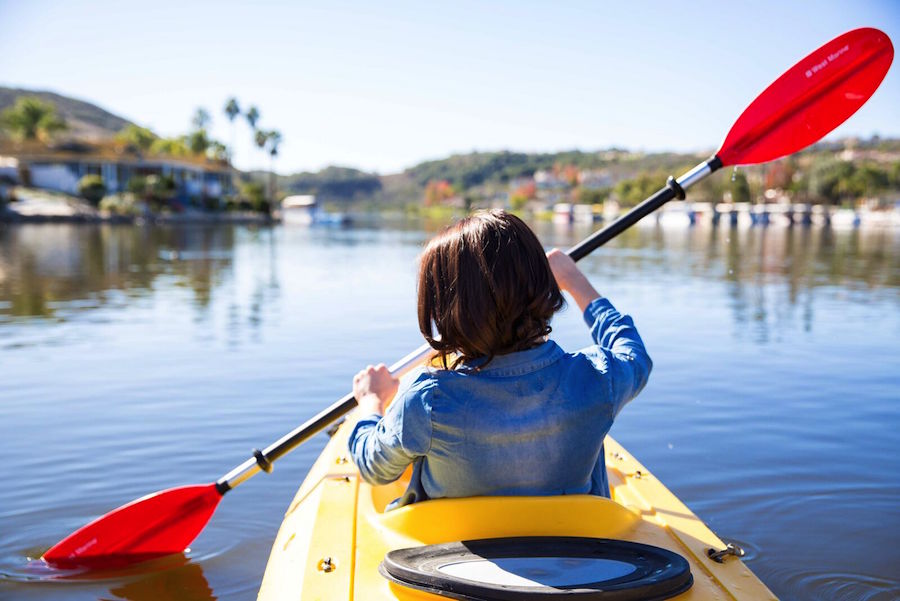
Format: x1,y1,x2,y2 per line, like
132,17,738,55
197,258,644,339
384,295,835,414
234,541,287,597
417,210,564,369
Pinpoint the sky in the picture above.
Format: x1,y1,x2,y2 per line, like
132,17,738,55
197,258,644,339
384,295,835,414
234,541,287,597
1,0,898,175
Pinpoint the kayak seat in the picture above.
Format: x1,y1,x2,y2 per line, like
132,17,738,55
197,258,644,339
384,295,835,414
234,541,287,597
365,487,694,600
367,490,642,548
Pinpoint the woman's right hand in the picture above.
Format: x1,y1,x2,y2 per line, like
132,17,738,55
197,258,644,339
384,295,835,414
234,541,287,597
547,248,602,312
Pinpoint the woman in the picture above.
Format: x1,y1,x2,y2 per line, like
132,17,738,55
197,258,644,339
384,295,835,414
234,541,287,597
349,210,651,507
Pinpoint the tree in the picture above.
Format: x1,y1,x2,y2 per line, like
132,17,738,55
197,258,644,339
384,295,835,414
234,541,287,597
246,106,260,130
508,181,536,210
613,172,664,207
808,159,855,205
150,137,190,157
240,180,267,212
0,96,67,141
424,180,456,206
207,141,229,162
279,166,382,200
730,172,751,204
77,175,106,205
186,129,210,155
224,97,240,163
129,174,176,211
224,98,241,124
266,130,282,203
577,187,609,204
847,163,889,199
254,128,268,153
115,124,158,152
765,160,795,189
192,107,211,131
561,165,580,187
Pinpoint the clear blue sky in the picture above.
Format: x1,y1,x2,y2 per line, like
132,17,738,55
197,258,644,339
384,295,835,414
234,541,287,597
1,0,898,174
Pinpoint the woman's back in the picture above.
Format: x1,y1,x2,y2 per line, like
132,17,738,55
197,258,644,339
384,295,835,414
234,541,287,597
350,297,651,506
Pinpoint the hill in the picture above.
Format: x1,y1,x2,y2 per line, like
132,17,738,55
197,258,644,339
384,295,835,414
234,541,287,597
0,86,134,140
271,138,900,208
270,149,709,206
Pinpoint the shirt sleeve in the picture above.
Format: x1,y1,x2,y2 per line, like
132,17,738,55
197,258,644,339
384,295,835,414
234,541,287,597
347,373,435,486
580,296,653,416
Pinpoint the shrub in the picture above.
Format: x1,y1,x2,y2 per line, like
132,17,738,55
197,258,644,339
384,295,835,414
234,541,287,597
99,193,142,216
577,187,610,205
202,196,221,211
127,176,147,195
77,175,107,205
240,181,268,212
126,174,177,211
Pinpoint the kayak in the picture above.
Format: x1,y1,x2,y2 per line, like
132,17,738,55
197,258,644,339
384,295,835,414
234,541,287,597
258,413,776,600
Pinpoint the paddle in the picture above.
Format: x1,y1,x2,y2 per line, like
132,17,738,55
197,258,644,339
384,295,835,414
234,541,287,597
42,27,893,569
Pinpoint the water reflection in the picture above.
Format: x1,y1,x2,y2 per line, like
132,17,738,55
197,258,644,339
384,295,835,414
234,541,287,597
0,225,240,319
0,223,897,332
108,562,215,601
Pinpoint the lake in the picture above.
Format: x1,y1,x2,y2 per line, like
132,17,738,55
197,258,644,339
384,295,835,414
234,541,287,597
1,219,898,600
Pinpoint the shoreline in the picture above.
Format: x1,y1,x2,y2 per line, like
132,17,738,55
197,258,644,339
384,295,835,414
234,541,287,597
0,209,277,225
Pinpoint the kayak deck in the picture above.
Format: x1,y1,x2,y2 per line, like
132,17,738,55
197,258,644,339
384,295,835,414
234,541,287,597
258,414,776,600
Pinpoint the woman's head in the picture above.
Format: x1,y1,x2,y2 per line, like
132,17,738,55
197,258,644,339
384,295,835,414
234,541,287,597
418,210,564,368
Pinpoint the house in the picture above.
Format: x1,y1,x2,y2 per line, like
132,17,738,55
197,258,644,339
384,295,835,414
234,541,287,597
533,169,568,190
0,139,233,205
578,169,614,189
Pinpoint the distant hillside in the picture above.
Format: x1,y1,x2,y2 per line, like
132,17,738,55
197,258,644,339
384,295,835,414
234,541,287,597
268,149,707,206
0,86,135,140
277,166,383,201
269,137,900,208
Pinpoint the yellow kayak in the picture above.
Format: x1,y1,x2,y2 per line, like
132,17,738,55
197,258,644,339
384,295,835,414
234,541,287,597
258,413,775,600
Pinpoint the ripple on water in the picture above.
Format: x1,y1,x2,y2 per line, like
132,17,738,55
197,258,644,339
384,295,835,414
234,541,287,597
765,567,900,601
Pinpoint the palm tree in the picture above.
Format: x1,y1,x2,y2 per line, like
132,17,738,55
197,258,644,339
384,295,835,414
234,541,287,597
192,107,211,131
246,106,260,130
223,98,240,162
266,130,282,204
254,128,269,199
254,128,268,153
223,98,241,194
246,106,262,170
0,96,67,141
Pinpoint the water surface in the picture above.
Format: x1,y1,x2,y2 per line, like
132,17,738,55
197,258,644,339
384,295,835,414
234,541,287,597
1,220,898,600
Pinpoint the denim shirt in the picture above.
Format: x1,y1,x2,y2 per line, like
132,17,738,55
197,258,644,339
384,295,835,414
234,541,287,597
348,296,652,508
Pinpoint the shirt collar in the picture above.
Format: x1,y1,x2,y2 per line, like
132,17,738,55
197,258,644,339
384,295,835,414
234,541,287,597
460,340,565,377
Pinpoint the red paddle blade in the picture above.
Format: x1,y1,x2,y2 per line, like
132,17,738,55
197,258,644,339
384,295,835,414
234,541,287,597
42,484,222,569
718,27,893,167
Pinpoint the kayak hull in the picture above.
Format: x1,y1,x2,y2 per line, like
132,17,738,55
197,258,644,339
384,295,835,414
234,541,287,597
258,414,776,600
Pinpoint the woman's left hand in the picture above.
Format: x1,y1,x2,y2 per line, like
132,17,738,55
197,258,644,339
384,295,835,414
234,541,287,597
353,363,399,416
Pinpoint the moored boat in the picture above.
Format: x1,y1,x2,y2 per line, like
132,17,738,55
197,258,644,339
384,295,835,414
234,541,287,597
258,413,776,600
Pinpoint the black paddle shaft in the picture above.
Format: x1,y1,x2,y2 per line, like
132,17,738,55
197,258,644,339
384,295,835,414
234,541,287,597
567,155,722,261
266,393,357,463
218,157,722,492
